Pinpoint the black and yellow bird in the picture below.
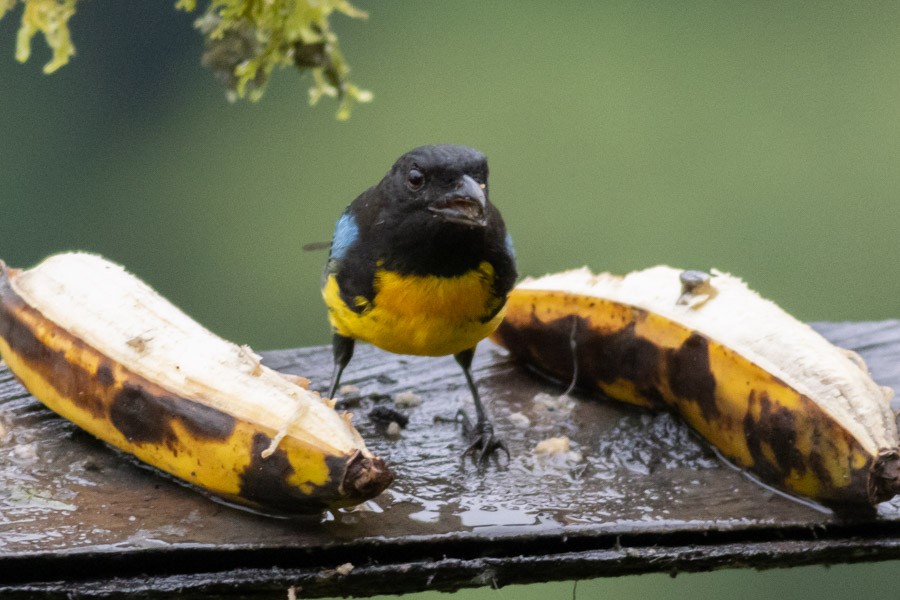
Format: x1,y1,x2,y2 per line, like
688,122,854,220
322,144,517,461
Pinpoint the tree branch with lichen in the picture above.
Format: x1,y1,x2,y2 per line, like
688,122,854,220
1,0,372,120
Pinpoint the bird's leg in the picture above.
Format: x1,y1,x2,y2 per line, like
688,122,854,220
328,333,355,399
454,347,508,464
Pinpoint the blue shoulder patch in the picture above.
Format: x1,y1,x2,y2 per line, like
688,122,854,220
330,211,359,262
504,231,516,260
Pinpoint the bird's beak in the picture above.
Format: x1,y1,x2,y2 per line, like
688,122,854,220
428,175,488,227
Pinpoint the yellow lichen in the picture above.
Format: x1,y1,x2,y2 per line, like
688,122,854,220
0,0,16,20
7,0,77,74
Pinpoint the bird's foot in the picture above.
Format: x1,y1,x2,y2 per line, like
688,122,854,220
457,409,509,465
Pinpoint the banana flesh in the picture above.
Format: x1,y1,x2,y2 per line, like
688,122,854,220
492,266,900,506
0,253,393,513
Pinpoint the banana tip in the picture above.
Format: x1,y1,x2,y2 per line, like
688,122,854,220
342,450,394,500
872,449,900,504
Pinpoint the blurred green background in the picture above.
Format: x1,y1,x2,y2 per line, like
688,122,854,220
2,1,899,597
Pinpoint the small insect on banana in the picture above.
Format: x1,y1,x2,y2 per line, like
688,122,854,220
492,266,900,506
0,253,393,513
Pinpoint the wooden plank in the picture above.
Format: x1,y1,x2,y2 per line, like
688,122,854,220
2,321,900,598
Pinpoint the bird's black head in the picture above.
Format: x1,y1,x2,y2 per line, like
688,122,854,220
343,144,512,280
381,144,490,229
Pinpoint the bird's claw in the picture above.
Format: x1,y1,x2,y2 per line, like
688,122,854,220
457,409,509,465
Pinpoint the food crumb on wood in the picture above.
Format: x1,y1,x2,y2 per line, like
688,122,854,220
319,562,355,579
532,392,575,416
535,436,571,455
534,436,583,464
386,422,402,438
508,411,531,428
12,441,39,464
393,391,423,407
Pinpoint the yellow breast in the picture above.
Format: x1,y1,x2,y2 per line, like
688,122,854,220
322,261,506,356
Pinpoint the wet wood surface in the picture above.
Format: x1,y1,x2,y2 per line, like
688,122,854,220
2,321,900,598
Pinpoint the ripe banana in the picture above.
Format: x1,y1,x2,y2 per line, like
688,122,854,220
0,253,393,513
492,266,900,506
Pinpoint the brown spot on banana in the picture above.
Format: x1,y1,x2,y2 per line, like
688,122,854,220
109,384,237,446
240,432,325,512
494,297,666,410
95,363,115,387
666,333,718,422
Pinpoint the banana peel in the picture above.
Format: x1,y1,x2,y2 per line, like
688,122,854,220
0,253,393,513
492,266,900,506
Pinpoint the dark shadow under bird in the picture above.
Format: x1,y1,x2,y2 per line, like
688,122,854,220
321,144,517,462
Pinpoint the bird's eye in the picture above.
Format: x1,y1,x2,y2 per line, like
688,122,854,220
406,168,425,191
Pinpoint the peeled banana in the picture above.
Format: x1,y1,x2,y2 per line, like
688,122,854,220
492,266,900,506
0,253,393,513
